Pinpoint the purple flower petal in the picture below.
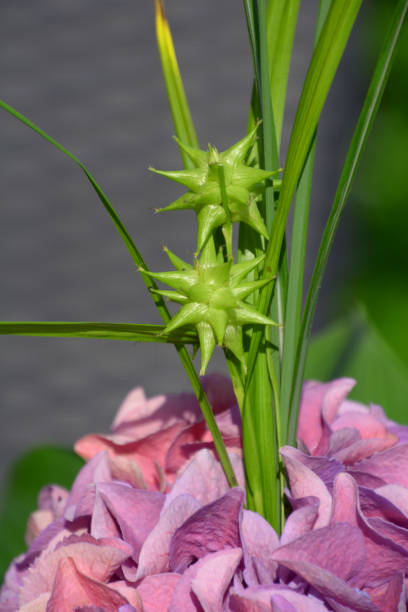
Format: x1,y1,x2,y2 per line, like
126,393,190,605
169,488,244,573
163,449,230,510
136,573,181,612
64,452,112,521
136,494,201,580
240,509,279,586
96,482,164,561
191,548,242,610
280,447,333,527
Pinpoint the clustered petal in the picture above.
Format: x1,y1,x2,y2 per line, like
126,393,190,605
2,375,408,611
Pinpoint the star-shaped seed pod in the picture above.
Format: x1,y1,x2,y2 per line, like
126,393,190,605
144,247,277,375
150,124,281,253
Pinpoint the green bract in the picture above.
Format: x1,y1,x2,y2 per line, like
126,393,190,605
150,125,281,253
145,248,276,375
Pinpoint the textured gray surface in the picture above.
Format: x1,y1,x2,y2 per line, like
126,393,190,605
0,1,365,491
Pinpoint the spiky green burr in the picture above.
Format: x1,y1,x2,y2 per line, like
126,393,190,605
150,124,281,253
145,248,277,375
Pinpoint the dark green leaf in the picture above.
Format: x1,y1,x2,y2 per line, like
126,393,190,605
0,321,198,344
0,446,84,582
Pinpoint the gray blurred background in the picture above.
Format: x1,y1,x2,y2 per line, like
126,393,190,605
0,1,369,490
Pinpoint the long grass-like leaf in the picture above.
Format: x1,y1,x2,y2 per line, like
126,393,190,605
279,0,331,443
0,103,237,488
0,99,172,326
266,0,301,147
154,4,238,486
0,321,198,344
287,0,408,446
246,0,362,384
155,0,199,162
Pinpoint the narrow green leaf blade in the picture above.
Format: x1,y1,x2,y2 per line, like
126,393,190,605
0,98,172,326
266,0,301,146
155,0,199,162
279,1,331,443
289,0,408,445
247,0,362,382
0,321,198,344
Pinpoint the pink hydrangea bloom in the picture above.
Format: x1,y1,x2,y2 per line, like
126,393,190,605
2,376,408,610
74,373,240,491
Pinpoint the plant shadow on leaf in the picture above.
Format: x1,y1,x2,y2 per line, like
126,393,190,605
305,308,408,424
0,446,84,582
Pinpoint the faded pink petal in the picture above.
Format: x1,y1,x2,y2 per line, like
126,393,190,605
64,452,112,521
96,482,164,561
19,536,131,606
280,498,319,546
191,548,242,610
136,494,200,580
240,509,279,586
25,511,53,547
375,483,408,516
228,585,328,611
297,379,356,454
349,444,408,488
170,488,244,573
168,549,241,612
136,573,181,612
164,449,230,510
46,557,128,612
280,447,332,527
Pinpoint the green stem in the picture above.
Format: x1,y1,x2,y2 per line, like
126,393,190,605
217,163,233,261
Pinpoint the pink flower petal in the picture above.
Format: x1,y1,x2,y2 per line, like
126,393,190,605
297,379,355,454
240,509,279,586
136,494,200,580
280,447,332,528
168,549,241,612
46,557,128,612
64,452,111,521
170,488,244,573
349,444,408,488
96,482,164,561
19,536,131,606
191,548,242,610
164,449,230,510
136,573,181,612
229,585,328,612
280,498,319,546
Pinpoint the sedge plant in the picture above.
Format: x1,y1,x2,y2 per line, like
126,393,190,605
0,0,407,539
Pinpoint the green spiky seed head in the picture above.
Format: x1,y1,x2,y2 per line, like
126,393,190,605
146,249,277,375
151,124,281,252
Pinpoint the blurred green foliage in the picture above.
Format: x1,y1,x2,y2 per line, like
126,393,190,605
0,446,83,582
350,1,408,367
